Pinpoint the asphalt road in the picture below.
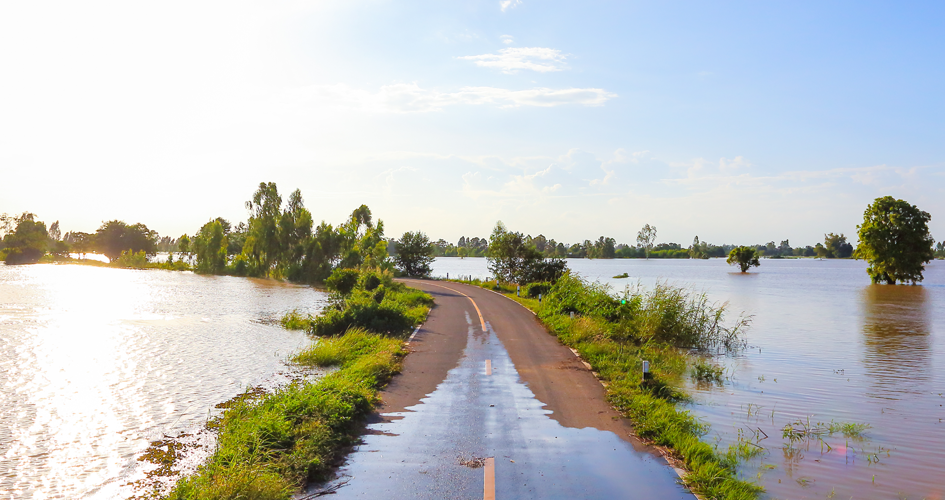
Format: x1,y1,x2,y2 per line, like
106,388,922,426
305,279,694,499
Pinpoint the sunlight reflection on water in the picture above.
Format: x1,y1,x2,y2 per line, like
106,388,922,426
0,264,327,499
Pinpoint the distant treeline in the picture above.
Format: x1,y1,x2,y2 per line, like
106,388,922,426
424,232,871,260
4,197,944,267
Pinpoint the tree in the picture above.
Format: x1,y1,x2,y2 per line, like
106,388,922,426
395,231,435,277
825,233,853,258
636,224,657,260
1,213,48,264
94,220,157,261
193,219,228,274
244,182,283,277
814,243,828,259
854,196,934,284
726,246,760,273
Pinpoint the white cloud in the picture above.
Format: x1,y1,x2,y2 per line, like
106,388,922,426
500,35,514,45
304,83,615,112
500,0,522,12
459,47,568,73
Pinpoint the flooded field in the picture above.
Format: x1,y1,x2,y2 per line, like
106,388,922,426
433,257,945,499
0,264,327,499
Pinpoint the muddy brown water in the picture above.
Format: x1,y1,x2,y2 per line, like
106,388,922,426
433,257,945,499
0,263,327,499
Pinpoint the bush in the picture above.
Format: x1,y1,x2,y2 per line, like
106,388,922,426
523,282,551,298
325,268,360,296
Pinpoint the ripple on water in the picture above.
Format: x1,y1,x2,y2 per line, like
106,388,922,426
0,264,327,499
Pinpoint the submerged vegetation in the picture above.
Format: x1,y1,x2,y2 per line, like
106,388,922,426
165,270,432,500
458,272,760,499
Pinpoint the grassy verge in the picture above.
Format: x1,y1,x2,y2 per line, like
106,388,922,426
164,269,432,500
454,274,762,500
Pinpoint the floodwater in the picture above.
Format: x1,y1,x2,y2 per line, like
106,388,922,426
312,308,691,499
0,264,327,499
432,257,945,499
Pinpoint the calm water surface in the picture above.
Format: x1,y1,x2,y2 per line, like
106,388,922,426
432,257,945,499
0,264,327,499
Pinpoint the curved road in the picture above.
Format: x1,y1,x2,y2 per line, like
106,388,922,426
308,279,693,499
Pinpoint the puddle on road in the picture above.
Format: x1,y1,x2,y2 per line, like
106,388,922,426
304,316,692,499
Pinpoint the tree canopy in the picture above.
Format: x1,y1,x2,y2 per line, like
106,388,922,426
636,224,657,260
727,246,760,273
94,220,158,261
487,221,567,284
1,213,48,264
854,196,934,284
394,231,435,277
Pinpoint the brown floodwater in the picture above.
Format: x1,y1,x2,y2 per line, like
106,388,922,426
0,263,327,499
433,257,945,499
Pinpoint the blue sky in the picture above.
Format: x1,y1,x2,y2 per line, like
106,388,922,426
1,1,943,247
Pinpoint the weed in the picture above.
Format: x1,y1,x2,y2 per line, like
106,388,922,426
692,359,725,384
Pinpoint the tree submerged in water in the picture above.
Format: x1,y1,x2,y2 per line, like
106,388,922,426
727,246,760,273
854,196,934,285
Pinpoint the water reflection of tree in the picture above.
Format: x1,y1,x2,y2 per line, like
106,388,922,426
860,285,931,396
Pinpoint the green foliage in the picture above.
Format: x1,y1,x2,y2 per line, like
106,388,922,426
726,246,760,273
487,221,568,284
824,232,853,258
692,359,724,384
115,249,149,268
325,268,361,296
523,282,551,298
166,329,408,500
94,220,158,261
192,219,228,274
636,224,657,259
289,270,431,337
1,213,48,264
394,231,435,277
854,196,934,284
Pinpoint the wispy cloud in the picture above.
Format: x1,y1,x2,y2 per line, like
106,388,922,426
459,47,568,73
500,0,521,12
500,34,514,45
304,83,615,112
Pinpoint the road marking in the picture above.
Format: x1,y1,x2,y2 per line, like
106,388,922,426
403,280,487,332
485,359,492,375
484,457,495,500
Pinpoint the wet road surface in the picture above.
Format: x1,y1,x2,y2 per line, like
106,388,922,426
306,280,693,499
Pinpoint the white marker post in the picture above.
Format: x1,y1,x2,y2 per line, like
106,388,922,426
642,360,652,381
517,285,520,297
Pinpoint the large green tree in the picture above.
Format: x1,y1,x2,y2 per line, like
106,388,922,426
854,196,934,284
395,231,435,277
94,220,157,261
727,246,760,273
1,213,48,264
193,219,229,274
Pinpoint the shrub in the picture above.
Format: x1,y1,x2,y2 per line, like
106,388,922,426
523,282,551,298
325,268,360,296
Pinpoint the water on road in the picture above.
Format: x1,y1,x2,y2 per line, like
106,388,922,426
432,257,945,499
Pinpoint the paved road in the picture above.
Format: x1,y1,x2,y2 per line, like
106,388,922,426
306,279,693,499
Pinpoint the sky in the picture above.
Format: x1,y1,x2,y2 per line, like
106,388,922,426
1,0,943,247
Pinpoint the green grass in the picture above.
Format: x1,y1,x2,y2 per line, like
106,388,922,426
166,329,406,500
166,272,432,500
457,273,762,500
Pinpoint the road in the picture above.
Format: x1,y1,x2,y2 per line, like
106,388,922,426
305,279,694,499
